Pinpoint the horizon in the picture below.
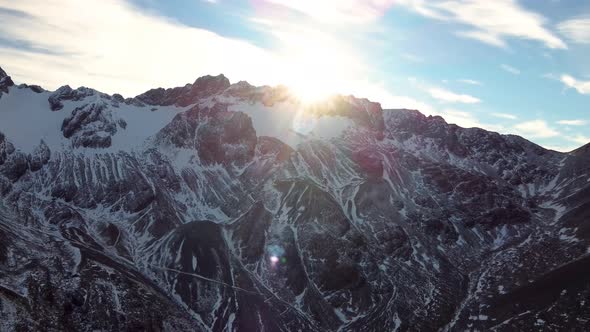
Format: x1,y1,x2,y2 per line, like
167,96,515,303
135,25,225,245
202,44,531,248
0,0,589,151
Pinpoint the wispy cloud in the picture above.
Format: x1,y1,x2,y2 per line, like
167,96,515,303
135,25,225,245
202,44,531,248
428,87,481,104
0,0,285,95
397,0,567,49
429,108,505,133
456,30,507,48
491,112,517,120
565,134,590,145
514,120,559,138
560,74,590,95
458,79,482,86
260,0,395,24
439,109,481,128
557,16,590,44
500,64,521,75
557,119,587,126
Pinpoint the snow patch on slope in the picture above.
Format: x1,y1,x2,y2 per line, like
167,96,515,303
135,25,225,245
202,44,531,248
0,86,186,152
0,87,69,152
110,103,186,151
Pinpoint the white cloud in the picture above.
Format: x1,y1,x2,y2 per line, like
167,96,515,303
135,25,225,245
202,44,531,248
355,83,437,113
434,109,505,132
438,109,475,127
560,74,590,95
565,134,590,145
0,0,287,96
544,135,589,152
456,30,507,48
513,120,559,138
439,109,480,127
261,0,395,24
491,112,518,120
501,64,521,75
397,0,567,49
558,16,590,44
428,87,481,104
557,119,587,126
458,79,482,86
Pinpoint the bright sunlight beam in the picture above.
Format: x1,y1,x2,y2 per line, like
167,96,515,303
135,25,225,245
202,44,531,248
272,26,366,104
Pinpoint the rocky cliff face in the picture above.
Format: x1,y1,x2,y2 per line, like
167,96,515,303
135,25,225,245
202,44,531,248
0,66,588,331
0,67,14,96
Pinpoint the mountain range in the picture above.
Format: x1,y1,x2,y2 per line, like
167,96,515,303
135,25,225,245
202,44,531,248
0,66,589,331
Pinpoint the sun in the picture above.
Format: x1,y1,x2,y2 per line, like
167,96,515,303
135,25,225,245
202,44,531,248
288,78,336,104
283,52,340,104
274,27,363,104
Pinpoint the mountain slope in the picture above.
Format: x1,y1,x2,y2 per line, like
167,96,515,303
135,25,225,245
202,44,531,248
0,66,588,331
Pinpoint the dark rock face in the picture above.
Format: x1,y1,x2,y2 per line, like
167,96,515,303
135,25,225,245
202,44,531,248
61,101,123,148
1,150,28,181
17,83,44,93
29,141,51,172
48,85,96,111
0,134,28,182
158,104,257,166
0,73,589,331
0,132,12,165
0,66,14,96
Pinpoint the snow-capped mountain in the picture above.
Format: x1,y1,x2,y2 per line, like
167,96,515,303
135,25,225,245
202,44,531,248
0,66,588,331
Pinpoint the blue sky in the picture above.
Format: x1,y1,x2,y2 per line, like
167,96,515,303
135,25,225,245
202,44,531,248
0,0,588,151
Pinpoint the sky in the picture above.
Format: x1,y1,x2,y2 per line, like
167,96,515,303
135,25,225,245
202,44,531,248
0,0,588,151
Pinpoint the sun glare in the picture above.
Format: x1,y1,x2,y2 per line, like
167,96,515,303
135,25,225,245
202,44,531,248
282,50,341,103
274,27,364,104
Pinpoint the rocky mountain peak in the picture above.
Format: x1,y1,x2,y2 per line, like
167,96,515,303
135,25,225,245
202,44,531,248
134,73,231,107
48,85,98,111
0,66,14,95
0,66,7,80
192,73,230,92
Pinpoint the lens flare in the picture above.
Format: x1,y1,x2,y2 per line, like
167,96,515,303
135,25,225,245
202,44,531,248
267,245,286,267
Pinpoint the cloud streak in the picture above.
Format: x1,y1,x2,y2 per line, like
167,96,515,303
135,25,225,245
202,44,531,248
501,64,521,75
560,74,590,95
397,0,567,49
458,79,482,86
565,134,590,145
260,0,395,24
514,120,559,138
428,87,481,104
491,112,517,120
558,16,590,44
557,119,587,126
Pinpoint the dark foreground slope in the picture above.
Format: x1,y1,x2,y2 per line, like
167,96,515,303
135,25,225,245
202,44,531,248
0,66,589,331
